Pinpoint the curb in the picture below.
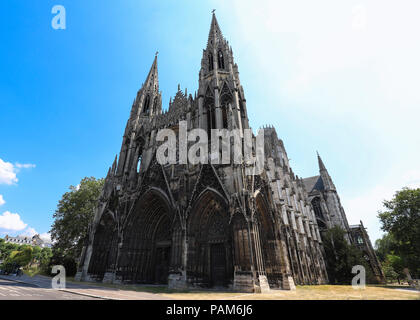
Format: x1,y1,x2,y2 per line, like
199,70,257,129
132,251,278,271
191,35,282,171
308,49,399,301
59,288,116,300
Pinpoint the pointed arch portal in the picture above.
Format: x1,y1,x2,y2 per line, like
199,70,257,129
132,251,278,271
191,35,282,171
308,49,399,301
118,189,173,284
187,189,233,287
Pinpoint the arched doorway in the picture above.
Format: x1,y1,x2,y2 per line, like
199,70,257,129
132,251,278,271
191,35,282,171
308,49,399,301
118,189,172,284
187,189,233,287
88,211,117,281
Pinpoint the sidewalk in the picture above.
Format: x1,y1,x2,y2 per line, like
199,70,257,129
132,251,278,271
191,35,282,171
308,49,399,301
0,274,172,300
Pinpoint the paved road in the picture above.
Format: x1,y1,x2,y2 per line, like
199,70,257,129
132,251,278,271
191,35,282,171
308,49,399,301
0,275,172,300
0,278,101,300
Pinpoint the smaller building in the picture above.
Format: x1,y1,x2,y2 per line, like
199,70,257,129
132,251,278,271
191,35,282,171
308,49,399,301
349,221,385,283
3,234,51,248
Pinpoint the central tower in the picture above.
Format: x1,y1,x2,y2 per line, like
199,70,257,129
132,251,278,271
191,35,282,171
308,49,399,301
198,13,249,135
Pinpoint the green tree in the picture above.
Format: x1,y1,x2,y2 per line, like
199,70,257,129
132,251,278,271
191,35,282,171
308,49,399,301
322,226,374,284
374,233,398,263
1,245,33,272
49,177,104,274
378,187,420,277
383,254,405,283
10,246,33,267
382,263,398,282
38,247,53,274
0,240,19,261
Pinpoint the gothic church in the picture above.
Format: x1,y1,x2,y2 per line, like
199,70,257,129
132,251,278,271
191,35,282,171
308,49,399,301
75,13,384,291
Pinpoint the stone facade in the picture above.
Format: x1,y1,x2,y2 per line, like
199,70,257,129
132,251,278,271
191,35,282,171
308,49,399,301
303,154,385,283
349,222,386,283
75,13,381,291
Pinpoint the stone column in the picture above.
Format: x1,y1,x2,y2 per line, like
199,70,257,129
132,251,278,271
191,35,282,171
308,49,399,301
198,95,205,130
168,215,188,289
249,219,270,293
214,87,223,129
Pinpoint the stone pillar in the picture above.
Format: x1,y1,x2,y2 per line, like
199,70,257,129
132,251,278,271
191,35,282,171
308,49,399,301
198,95,205,130
232,89,243,134
168,220,188,289
249,219,270,293
214,88,223,129
102,233,119,284
78,243,94,282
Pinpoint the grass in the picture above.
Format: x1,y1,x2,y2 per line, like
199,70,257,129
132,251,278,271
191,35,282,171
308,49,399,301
158,285,420,300
64,277,420,300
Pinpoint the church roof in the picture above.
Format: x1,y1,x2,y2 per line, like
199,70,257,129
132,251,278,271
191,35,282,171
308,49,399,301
302,175,324,193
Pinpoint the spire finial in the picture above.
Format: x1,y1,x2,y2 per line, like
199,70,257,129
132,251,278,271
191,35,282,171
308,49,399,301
317,151,327,172
155,51,159,57
212,9,216,14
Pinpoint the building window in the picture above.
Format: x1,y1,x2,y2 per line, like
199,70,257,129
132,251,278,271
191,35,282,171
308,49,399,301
217,50,225,69
143,95,150,114
208,53,214,71
222,107,228,129
137,155,142,173
207,104,216,137
357,236,363,244
311,197,323,219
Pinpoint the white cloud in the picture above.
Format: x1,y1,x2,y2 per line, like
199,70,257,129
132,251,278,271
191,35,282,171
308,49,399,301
40,232,52,243
0,158,36,185
0,195,5,206
0,211,27,231
0,159,18,185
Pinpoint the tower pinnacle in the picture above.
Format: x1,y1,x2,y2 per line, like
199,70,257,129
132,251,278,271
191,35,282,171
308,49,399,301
317,152,336,191
317,151,327,172
144,54,159,92
207,11,223,47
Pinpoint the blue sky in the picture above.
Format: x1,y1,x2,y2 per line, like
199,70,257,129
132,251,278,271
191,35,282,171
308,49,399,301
1,0,419,243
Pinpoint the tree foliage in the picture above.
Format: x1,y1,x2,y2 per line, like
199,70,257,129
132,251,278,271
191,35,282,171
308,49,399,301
378,187,420,277
374,233,398,262
1,245,32,273
322,226,374,284
49,176,104,272
0,240,53,274
0,239,20,261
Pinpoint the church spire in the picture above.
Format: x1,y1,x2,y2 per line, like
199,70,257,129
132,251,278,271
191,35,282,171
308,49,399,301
133,53,161,117
207,11,223,48
144,53,159,92
317,152,336,191
317,151,327,172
